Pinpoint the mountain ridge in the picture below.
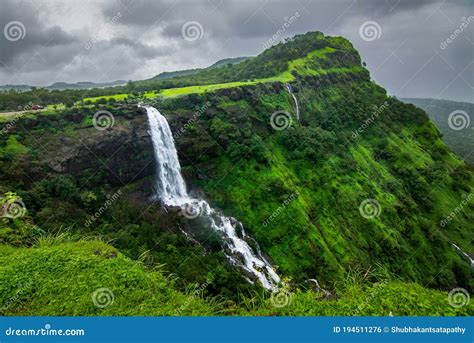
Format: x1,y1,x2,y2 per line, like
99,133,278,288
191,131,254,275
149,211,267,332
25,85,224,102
152,56,250,80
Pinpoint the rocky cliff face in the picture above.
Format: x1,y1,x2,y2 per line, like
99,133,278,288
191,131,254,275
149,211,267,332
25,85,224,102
4,105,143,180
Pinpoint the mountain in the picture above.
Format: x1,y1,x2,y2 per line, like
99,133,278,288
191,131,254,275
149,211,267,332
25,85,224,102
153,56,249,80
0,31,472,316
47,80,127,90
0,58,249,109
0,80,127,92
0,84,32,92
402,98,474,165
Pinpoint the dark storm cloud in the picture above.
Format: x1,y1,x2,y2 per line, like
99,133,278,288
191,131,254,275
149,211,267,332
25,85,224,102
0,0,472,102
350,0,441,15
0,0,77,66
100,0,445,40
101,0,178,27
105,37,173,58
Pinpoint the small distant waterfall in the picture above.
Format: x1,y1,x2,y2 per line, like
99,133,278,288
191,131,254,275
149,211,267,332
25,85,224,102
143,105,280,290
452,243,474,267
286,83,300,122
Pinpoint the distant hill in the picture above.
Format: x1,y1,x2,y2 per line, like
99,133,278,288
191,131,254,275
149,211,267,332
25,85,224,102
47,80,127,90
0,80,127,92
208,56,249,68
0,84,32,92
0,57,250,92
153,56,249,80
402,98,474,165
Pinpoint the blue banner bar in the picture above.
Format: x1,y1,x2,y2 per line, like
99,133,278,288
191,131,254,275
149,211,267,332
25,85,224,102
1,317,472,343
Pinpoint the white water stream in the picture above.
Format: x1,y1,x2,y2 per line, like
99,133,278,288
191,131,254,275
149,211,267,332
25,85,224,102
452,243,474,267
286,83,300,122
143,105,280,290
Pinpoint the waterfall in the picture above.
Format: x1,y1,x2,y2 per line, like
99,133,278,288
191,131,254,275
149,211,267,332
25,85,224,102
452,243,474,267
286,83,300,122
143,105,280,290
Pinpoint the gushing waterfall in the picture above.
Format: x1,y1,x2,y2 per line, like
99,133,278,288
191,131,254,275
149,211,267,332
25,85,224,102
143,105,280,290
286,83,300,122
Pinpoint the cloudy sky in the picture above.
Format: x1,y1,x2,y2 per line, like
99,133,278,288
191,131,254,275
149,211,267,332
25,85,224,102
0,0,472,102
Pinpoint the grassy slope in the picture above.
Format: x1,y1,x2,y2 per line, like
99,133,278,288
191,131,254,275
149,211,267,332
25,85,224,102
243,281,473,316
1,239,471,316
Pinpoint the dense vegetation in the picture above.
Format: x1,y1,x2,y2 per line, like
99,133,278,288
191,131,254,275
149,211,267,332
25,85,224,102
160,80,473,292
0,31,472,316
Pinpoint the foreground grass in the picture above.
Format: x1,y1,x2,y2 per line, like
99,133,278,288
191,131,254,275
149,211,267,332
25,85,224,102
241,282,473,316
0,239,471,316
79,47,366,102
0,240,218,315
